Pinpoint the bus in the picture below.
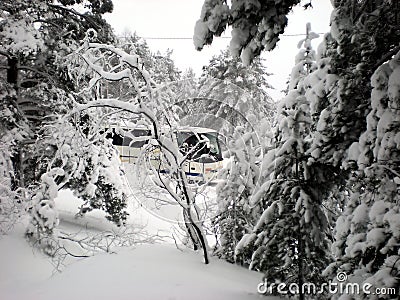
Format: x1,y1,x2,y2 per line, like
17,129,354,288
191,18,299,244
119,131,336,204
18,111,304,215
107,126,224,182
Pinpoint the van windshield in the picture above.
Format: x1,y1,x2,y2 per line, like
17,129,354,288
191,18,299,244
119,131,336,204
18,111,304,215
178,132,222,161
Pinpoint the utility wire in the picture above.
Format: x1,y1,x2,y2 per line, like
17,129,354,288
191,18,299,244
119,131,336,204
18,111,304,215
119,33,326,40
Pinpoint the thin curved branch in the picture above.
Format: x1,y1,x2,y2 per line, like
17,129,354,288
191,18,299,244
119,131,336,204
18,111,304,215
0,50,11,59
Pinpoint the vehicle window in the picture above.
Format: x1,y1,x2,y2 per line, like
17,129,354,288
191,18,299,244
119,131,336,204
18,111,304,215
129,129,151,148
106,129,124,146
204,133,221,159
180,132,222,161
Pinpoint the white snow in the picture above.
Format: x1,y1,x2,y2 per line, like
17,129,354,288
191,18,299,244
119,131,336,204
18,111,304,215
230,27,249,58
368,200,389,225
0,222,278,300
351,203,369,226
388,56,400,102
347,142,360,162
193,20,210,50
1,18,44,54
366,228,387,247
1,158,280,300
383,210,400,240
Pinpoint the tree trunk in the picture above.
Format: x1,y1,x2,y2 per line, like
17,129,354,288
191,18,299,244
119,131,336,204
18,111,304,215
298,224,305,300
10,150,22,189
7,56,18,85
7,56,24,189
183,207,209,264
183,209,199,251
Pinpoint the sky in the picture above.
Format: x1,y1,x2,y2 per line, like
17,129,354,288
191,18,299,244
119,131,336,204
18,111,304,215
104,0,334,101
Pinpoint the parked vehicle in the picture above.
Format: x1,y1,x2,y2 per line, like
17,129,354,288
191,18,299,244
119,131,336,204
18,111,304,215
107,125,223,182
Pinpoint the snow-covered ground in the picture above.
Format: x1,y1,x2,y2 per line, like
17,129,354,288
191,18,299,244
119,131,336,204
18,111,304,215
1,162,279,300
0,221,277,300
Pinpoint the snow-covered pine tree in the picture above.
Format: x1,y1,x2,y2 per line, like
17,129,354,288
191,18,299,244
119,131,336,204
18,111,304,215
325,50,400,300
236,24,331,299
196,45,274,264
118,32,181,86
301,2,400,298
193,47,273,132
182,68,196,80
152,49,181,85
301,31,348,241
306,0,400,169
192,0,400,293
304,1,400,216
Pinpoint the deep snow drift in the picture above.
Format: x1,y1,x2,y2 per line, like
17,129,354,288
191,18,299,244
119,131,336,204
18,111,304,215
1,173,279,300
0,221,280,300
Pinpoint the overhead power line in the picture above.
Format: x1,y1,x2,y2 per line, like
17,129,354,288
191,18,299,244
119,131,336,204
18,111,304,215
120,33,326,41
